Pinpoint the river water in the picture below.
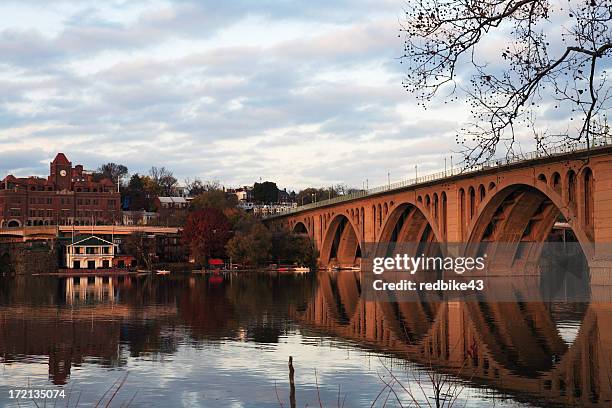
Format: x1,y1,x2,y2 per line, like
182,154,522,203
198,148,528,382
0,271,610,407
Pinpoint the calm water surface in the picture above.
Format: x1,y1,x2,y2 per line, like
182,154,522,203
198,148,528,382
0,271,610,407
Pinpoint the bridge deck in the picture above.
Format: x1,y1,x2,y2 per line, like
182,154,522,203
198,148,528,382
267,138,612,218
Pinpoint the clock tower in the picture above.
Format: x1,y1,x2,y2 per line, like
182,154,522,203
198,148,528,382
50,153,72,191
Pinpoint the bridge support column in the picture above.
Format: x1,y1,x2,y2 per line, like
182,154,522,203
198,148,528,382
594,160,612,242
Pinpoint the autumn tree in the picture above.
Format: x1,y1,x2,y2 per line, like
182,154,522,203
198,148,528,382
182,208,232,266
400,0,611,166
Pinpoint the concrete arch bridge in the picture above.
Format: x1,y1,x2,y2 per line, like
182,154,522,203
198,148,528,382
267,144,612,283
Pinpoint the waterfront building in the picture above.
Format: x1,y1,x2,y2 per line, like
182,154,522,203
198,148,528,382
66,235,116,269
0,153,121,228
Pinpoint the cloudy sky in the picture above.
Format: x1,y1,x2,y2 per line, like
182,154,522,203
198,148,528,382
0,0,480,190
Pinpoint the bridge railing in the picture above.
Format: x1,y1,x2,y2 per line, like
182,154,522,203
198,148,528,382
265,135,612,218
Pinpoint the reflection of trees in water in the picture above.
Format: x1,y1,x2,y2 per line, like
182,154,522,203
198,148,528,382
0,273,317,386
1,273,609,406
178,272,316,343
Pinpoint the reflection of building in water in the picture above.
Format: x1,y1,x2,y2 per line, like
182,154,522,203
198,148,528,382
0,276,178,386
65,275,115,304
65,235,116,269
295,272,612,407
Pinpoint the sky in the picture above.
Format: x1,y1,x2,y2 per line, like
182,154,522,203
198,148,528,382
0,0,594,191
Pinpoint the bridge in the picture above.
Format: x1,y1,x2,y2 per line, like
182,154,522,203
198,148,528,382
267,140,612,284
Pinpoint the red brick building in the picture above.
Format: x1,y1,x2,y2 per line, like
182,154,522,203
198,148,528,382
0,153,120,228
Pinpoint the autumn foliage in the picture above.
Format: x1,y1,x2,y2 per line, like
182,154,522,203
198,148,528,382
182,208,232,266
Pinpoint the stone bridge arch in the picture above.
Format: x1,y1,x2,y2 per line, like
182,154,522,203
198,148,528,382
465,171,594,268
320,214,363,268
292,221,308,235
375,200,445,258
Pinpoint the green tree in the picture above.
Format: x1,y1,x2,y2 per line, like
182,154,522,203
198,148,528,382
124,174,154,211
271,231,318,268
253,181,279,204
226,223,272,267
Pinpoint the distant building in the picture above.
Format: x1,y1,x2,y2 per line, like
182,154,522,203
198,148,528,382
122,210,159,225
252,203,297,217
66,235,116,269
227,186,254,202
278,188,291,203
154,196,189,226
0,153,121,228
169,184,188,197
237,202,254,211
155,196,189,210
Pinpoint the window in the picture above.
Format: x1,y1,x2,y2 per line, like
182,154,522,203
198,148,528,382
77,199,83,205
47,198,52,204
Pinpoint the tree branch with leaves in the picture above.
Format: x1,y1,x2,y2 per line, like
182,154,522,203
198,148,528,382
400,0,611,166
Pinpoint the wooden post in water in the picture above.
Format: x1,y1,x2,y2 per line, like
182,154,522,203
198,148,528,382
288,356,296,408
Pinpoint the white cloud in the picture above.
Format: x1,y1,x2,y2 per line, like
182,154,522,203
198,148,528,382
0,0,469,190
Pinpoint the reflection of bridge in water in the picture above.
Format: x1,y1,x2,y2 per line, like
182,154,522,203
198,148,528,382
295,271,612,407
